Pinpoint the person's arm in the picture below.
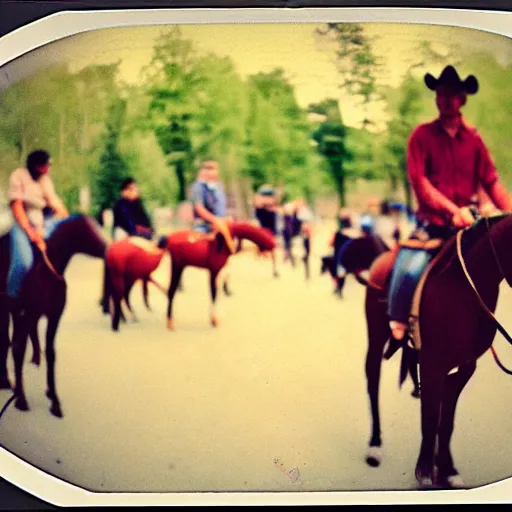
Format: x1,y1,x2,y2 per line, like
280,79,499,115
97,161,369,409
407,127,460,221
40,175,69,218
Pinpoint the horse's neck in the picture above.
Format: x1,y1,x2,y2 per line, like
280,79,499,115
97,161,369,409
464,233,503,292
46,243,73,275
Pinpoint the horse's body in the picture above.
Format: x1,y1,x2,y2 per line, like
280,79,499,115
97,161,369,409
0,215,107,417
102,237,166,331
163,222,276,330
321,234,390,297
362,214,512,489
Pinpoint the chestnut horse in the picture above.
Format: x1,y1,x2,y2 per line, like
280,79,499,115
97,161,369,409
163,222,277,330
101,237,167,332
0,214,108,417
360,214,512,489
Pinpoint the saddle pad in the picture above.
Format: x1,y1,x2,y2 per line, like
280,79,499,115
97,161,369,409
127,236,164,255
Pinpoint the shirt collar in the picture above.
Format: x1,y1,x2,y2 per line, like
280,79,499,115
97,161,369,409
435,115,469,139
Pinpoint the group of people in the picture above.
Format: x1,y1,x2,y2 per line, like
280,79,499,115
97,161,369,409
253,186,314,266
4,63,512,349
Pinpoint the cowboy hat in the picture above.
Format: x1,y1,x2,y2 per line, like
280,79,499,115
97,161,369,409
424,65,479,95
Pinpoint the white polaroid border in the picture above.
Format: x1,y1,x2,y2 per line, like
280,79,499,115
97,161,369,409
0,6,511,507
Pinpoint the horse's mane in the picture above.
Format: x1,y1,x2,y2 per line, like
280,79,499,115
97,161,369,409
231,222,276,250
429,213,512,278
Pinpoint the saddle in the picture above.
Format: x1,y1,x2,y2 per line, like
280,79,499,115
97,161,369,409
367,237,447,351
190,220,236,254
127,236,164,256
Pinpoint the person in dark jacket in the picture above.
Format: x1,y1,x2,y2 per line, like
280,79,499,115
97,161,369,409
112,177,154,241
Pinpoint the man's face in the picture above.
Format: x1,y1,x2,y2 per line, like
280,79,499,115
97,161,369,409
202,161,219,182
122,183,139,200
435,85,466,116
36,161,51,175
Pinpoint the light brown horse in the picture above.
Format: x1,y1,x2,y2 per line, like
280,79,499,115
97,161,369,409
359,214,512,489
101,237,167,332
162,221,277,330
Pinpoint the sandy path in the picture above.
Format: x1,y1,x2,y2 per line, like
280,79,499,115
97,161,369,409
0,222,511,493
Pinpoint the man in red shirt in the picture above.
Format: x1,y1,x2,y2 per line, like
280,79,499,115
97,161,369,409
388,65,512,341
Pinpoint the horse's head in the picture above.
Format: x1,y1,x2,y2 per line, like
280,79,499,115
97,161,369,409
47,214,108,261
229,222,277,253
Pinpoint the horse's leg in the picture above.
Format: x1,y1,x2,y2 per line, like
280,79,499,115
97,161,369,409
167,265,183,330
11,311,30,411
0,298,11,389
435,361,476,489
44,312,64,418
210,270,220,327
124,277,138,322
101,259,110,315
109,273,125,332
29,321,41,366
409,349,421,399
335,276,345,298
142,277,151,311
364,290,390,467
415,364,446,489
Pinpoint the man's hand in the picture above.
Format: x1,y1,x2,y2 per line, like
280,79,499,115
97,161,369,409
452,206,475,228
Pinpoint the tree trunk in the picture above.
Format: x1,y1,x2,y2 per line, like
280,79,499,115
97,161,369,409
330,158,346,207
176,159,187,203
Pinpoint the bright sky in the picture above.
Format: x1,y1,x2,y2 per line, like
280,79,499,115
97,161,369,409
4,22,512,129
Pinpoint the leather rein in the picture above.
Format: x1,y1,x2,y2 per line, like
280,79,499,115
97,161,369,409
456,215,512,375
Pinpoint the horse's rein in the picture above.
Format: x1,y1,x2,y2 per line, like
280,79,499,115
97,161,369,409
455,221,512,347
41,250,64,281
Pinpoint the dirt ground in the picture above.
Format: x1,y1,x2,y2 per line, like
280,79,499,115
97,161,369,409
0,219,511,494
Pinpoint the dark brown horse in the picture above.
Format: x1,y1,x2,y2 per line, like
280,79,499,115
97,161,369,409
0,214,108,417
163,222,277,330
321,233,390,297
360,214,512,489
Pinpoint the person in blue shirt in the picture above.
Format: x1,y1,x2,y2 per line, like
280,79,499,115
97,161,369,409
189,159,235,293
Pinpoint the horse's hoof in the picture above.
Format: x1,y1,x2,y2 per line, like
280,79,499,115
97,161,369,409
436,472,465,489
31,356,41,367
15,397,29,412
167,319,174,330
211,316,218,328
411,388,421,399
365,446,382,467
417,476,435,489
50,403,63,418
0,377,12,390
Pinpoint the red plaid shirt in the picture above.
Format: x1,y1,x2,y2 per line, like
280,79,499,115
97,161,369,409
407,117,498,226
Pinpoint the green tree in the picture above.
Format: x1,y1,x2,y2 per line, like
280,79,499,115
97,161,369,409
90,98,132,216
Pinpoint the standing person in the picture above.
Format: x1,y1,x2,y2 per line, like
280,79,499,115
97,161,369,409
6,149,69,301
254,184,278,235
387,65,512,342
295,197,314,279
281,200,297,267
112,177,154,241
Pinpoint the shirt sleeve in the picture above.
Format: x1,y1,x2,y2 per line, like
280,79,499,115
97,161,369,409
7,170,25,202
190,182,204,205
39,175,59,204
475,133,499,188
